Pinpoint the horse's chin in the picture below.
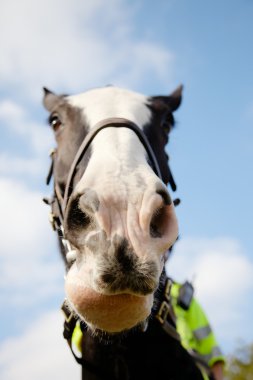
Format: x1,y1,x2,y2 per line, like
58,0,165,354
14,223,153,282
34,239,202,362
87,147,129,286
65,281,153,333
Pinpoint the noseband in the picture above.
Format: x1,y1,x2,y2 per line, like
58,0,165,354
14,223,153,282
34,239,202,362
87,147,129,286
63,117,163,212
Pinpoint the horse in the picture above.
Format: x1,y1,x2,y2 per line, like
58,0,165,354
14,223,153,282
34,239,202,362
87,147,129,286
43,85,204,380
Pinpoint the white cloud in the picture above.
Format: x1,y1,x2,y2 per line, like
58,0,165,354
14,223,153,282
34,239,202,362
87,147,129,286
112,41,175,90
0,100,26,129
0,153,45,178
0,0,175,99
0,177,63,307
166,236,253,351
0,99,53,154
0,177,51,256
0,310,80,380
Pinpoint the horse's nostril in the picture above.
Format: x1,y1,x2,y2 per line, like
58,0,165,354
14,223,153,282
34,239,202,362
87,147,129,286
66,196,91,230
156,188,172,206
150,206,168,238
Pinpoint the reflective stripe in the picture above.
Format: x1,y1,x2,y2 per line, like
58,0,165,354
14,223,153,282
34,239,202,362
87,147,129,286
201,346,223,363
72,322,83,353
193,325,212,341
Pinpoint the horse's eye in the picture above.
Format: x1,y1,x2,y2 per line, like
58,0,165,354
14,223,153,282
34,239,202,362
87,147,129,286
163,121,171,133
49,114,62,133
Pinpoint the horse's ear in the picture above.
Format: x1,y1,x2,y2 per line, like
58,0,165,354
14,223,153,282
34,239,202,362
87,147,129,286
151,85,183,113
167,85,183,111
43,87,61,112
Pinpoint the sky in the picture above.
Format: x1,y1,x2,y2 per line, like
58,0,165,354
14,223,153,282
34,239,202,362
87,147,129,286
0,0,253,378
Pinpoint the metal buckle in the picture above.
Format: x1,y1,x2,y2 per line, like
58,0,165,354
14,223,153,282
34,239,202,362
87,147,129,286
156,301,171,324
49,148,56,157
164,278,172,302
49,212,57,231
61,232,72,254
61,300,74,323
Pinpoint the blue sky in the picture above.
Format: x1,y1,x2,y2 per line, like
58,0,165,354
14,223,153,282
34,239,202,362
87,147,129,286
0,1,253,378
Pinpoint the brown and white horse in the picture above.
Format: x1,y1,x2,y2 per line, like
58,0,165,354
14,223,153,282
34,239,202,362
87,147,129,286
43,86,204,380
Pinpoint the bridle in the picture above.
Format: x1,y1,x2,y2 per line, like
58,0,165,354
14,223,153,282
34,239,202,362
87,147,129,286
43,116,185,376
44,117,178,258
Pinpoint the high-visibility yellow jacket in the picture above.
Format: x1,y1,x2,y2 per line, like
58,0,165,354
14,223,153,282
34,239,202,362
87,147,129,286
72,320,83,353
170,282,225,372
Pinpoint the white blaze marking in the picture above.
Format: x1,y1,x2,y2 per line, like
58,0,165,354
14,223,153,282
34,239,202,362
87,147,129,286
67,86,151,129
67,86,154,209
65,86,174,257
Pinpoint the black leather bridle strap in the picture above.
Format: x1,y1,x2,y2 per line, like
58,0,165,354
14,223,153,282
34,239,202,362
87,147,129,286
45,116,178,258
62,117,162,213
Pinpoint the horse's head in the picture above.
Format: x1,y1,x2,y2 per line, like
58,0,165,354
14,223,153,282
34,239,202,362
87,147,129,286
43,86,182,333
